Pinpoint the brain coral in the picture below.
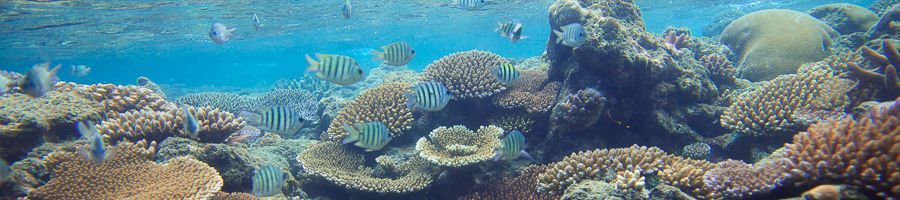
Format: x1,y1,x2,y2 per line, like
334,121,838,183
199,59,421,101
27,140,223,199
721,9,838,81
98,106,244,144
808,3,879,35
492,69,561,113
420,50,508,99
296,141,433,193
778,99,900,198
322,82,413,141
415,125,502,167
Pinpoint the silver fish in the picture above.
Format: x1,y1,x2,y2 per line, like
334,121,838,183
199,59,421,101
342,122,392,151
70,64,91,78
304,53,365,85
252,164,286,197
209,23,236,44
454,0,487,11
77,121,109,164
182,107,200,138
405,80,453,111
553,23,586,48
493,130,532,161
342,0,352,19
239,106,306,136
371,42,415,66
20,63,61,98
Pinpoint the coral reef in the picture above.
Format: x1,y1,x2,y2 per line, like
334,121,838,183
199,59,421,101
808,3,879,35
296,141,433,193
461,165,560,200
614,168,647,195
550,88,607,132
721,9,838,81
488,111,535,134
27,140,223,199
492,69,561,113
869,4,900,37
255,89,322,122
536,145,668,194
681,142,711,160
699,54,736,85
322,82,413,141
701,159,784,199
420,50,508,99
414,125,502,167
702,8,744,37
211,192,260,200
56,82,176,115
0,89,102,135
657,156,717,199
663,28,690,50
177,92,256,114
98,106,244,144
272,73,336,98
136,76,166,99
847,40,900,98
560,180,648,200
870,0,900,15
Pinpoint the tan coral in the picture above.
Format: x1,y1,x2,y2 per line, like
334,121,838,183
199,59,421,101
0,90,102,135
296,141,433,193
211,192,260,200
420,50,508,99
415,125,502,167
27,140,223,200
699,54,736,84
322,82,414,141
701,159,784,199
98,106,244,144
461,165,560,200
536,145,669,194
492,69,561,113
614,168,646,192
56,82,176,115
488,111,535,134
658,156,716,199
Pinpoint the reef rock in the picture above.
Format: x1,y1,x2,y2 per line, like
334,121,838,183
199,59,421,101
560,180,647,200
808,3,878,35
721,9,838,81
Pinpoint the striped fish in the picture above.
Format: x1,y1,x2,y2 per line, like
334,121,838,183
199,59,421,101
553,23,586,48
182,107,200,138
341,122,392,151
493,130,532,161
304,53,365,85
239,106,306,136
252,164,286,197
405,80,453,111
453,0,487,10
371,42,415,66
496,20,527,43
77,121,109,164
493,63,520,84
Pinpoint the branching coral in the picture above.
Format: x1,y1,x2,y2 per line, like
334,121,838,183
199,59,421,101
488,111,535,134
493,69,561,113
414,125,502,167
663,28,690,50
658,156,717,199
536,145,669,194
56,82,175,115
0,90,102,134
27,140,223,199
98,106,244,144
462,165,560,200
614,168,647,193
699,54,736,84
272,73,336,97
420,50,508,99
778,98,900,198
551,88,607,131
847,40,900,98
322,82,413,141
701,159,784,199
177,92,256,114
296,142,433,193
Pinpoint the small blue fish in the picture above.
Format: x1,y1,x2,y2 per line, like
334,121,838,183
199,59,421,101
304,53,365,85
453,0,487,10
252,164,287,197
182,107,200,138
342,122,392,151
493,130,533,161
209,23,236,44
553,23,586,48
405,80,453,111
493,63,520,84
342,0,352,19
77,121,109,164
20,63,60,98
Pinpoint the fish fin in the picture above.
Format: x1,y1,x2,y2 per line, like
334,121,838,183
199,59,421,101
304,54,319,72
492,151,503,161
520,150,534,161
341,124,358,144
48,64,61,83
370,49,384,61
227,28,237,35
403,92,417,110
553,30,563,44
238,111,262,125
77,121,97,139
520,36,529,40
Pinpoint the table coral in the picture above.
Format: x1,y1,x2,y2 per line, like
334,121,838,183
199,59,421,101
0,90,102,135
420,50,508,99
177,92,256,114
296,141,433,193
414,125,502,167
322,82,413,141
492,69,561,113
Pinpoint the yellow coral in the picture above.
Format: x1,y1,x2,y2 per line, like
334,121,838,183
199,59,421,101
658,156,716,199
56,82,176,116
493,69,561,113
536,145,669,194
322,82,413,141
98,106,244,144
420,50,508,99
27,140,223,199
0,90,102,134
296,142,433,193
415,125,502,167
614,168,646,192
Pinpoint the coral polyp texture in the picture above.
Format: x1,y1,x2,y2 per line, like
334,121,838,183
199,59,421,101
777,99,900,198
720,64,853,136
414,125,502,167
551,88,607,131
322,82,413,141
701,159,784,199
493,69,562,113
614,168,647,193
536,145,669,194
98,106,244,144
488,111,535,134
461,165,560,200
26,140,223,199
681,142,711,160
177,92,256,114
420,50,508,99
56,82,176,115
658,156,716,199
699,54,736,84
211,192,260,200
0,89,102,134
296,142,433,193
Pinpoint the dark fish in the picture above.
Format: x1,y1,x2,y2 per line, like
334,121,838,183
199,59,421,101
252,164,287,197
239,106,306,136
182,107,200,138
20,63,61,98
371,42,415,66
493,63,520,84
342,0,352,19
342,122,392,151
77,121,109,164
304,53,365,85
493,130,532,161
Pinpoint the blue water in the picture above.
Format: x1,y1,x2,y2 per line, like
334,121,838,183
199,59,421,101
0,0,874,88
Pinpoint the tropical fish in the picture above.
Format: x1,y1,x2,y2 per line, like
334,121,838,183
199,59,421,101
20,63,61,98
77,121,109,164
493,130,533,161
182,107,200,138
226,126,263,145
239,106,306,136
452,0,487,11
371,42,415,66
342,0,352,19
553,23,586,48
342,122,392,151
493,63,520,84
252,164,287,197
496,20,527,43
304,53,365,85
404,80,452,111
70,64,91,77
253,14,262,32
209,23,236,44
0,159,9,182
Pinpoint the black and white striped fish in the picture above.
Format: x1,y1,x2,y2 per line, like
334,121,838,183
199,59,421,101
493,130,532,161
493,63,520,84
452,0,487,10
182,107,200,138
252,164,286,197
405,80,453,111
372,42,415,66
304,53,365,85
341,122,392,151
239,106,306,136
496,20,527,43
553,23,586,47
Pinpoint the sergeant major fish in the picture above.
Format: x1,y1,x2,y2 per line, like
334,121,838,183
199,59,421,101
493,63,520,84
305,53,365,85
209,23,236,44
239,106,306,136
405,80,452,111
452,0,487,11
553,23,586,48
493,130,533,161
342,0,352,19
371,42,415,66
182,107,200,138
70,64,91,77
252,164,287,197
77,121,110,164
20,63,61,98
342,122,392,151
496,20,527,43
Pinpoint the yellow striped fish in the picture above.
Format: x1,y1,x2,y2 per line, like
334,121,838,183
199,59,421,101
493,130,532,161
341,122,392,151
493,63,520,84
239,106,307,136
372,42,415,66
252,164,286,197
405,80,453,111
305,53,365,85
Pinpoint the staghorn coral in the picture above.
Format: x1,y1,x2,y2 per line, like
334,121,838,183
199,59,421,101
681,142,711,160
56,82,175,115
778,98,900,198
296,141,433,193
720,64,854,136
414,125,502,167
322,82,413,141
847,40,900,98
462,165,560,200
0,90,102,135
420,50,508,99
27,140,223,199
699,54,736,84
658,156,716,199
536,145,669,194
177,92,256,114
488,111,535,134
614,168,647,193
493,69,561,113
98,106,244,144
701,159,784,199
551,88,607,131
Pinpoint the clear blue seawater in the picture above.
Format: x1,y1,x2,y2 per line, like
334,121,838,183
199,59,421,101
0,0,874,88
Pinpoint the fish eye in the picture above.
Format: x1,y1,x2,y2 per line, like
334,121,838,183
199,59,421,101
411,50,416,54
357,69,363,74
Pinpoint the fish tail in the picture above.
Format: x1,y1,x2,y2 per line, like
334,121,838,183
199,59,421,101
370,49,385,61
341,124,359,144
304,54,319,72
553,30,563,44
520,150,534,161
238,111,262,125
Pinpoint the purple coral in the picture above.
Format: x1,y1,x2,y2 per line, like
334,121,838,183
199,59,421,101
664,30,689,50
553,88,607,130
702,159,784,199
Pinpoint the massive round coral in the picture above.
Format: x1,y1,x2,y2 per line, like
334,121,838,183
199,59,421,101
415,125,502,167
420,50,508,99
296,141,433,193
322,82,414,141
